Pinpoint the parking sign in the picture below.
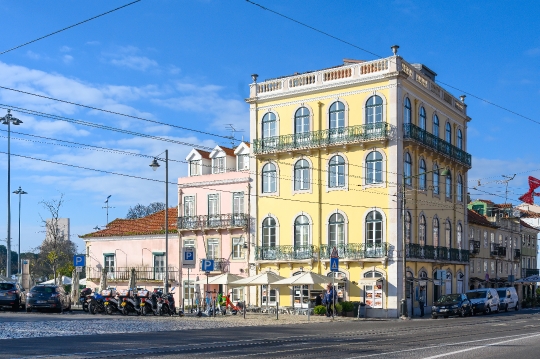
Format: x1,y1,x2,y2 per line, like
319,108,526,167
201,259,214,272
73,255,85,267
182,247,196,269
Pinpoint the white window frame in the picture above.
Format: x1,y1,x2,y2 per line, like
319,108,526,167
232,237,244,260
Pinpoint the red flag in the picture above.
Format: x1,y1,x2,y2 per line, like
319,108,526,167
519,176,540,205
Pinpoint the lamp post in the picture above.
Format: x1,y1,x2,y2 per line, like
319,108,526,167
1,109,23,277
400,167,449,319
150,150,169,293
12,186,27,275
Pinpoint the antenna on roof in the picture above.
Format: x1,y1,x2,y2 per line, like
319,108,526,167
225,124,244,147
501,174,516,206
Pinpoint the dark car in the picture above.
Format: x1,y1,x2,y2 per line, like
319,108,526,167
26,285,71,313
0,281,26,310
431,293,472,319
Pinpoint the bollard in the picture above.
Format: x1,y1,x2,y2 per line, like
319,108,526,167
213,299,216,318
276,301,279,320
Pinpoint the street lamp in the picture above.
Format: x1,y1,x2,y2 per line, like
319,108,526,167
12,186,27,275
149,150,169,293
399,167,449,319
2,109,22,277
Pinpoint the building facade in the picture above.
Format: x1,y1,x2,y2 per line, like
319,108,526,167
246,48,471,317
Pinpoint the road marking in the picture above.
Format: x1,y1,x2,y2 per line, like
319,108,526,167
421,332,540,359
345,332,540,359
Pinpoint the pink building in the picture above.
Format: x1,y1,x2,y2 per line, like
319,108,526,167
179,142,252,308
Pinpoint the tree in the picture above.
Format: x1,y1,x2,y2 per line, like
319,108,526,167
0,245,18,277
126,202,166,219
34,194,77,281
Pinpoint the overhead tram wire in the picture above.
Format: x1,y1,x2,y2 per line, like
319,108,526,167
0,150,468,217
0,131,465,213
244,0,540,126
0,0,142,55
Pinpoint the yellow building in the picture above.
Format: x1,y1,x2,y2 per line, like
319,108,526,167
246,46,471,317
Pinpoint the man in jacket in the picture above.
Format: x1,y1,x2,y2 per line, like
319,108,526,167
325,284,334,317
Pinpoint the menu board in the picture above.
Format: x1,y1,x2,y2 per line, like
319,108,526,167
365,283,383,308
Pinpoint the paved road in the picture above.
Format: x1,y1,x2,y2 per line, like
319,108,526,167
2,309,540,358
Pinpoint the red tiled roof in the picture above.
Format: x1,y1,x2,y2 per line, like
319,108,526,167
196,150,211,159
475,199,495,205
81,208,178,238
243,142,250,148
218,146,236,157
494,203,512,208
468,209,497,228
520,220,540,231
516,208,540,218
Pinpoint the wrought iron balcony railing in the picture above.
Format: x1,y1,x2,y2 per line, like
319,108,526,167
253,122,392,154
177,213,247,230
319,243,389,260
198,258,228,272
406,244,469,262
403,123,472,167
497,246,507,257
469,240,481,255
86,267,178,282
490,243,501,257
514,249,521,259
255,245,317,261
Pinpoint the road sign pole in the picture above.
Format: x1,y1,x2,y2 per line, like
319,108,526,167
188,268,190,313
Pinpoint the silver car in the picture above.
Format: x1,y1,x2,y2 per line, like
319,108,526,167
0,281,26,310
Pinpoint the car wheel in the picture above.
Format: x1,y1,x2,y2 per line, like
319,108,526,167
444,315,449,319
11,302,19,311
485,306,491,315
505,304,508,312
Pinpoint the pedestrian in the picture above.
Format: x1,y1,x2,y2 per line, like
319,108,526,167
418,286,426,317
325,284,334,317
316,293,323,306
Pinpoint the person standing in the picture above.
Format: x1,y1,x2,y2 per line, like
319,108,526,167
418,286,426,317
325,284,334,317
316,293,323,307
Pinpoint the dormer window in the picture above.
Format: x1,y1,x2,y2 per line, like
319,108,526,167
213,157,225,174
237,154,249,171
190,160,201,176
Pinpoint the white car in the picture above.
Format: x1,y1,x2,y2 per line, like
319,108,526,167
466,288,500,315
497,287,519,311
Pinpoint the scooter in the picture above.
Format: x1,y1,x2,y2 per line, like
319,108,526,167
139,289,157,316
119,289,141,316
102,289,120,315
79,288,92,312
157,287,177,316
87,292,106,314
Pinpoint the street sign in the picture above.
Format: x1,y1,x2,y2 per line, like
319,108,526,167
436,269,446,281
182,247,196,269
76,266,83,273
73,255,85,267
330,257,339,272
330,246,339,258
201,259,214,272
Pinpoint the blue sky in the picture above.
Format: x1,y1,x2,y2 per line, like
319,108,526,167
0,0,539,252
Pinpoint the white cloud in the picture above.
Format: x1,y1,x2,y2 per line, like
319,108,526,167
62,55,74,64
26,51,42,60
60,46,72,53
103,46,159,71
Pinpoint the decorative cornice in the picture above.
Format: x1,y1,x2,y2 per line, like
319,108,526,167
178,177,250,188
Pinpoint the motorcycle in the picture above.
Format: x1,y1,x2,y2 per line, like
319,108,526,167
79,288,92,312
102,289,120,315
119,289,140,316
87,292,106,314
140,289,159,316
157,287,177,316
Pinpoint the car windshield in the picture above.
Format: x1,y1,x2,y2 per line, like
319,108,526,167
31,286,56,294
436,294,461,303
467,291,487,299
0,283,15,290
497,290,506,298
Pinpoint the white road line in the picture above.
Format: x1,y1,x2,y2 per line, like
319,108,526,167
344,332,540,359
421,332,540,359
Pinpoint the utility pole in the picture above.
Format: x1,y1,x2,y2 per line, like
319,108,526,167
102,195,114,225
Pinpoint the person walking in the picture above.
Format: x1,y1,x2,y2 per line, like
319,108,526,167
325,284,334,317
418,286,426,317
315,293,323,307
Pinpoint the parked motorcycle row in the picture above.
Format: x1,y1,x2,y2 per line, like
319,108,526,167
81,287,183,317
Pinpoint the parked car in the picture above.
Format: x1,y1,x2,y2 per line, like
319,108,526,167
497,287,519,312
26,285,71,313
466,288,500,315
0,281,26,310
431,293,473,319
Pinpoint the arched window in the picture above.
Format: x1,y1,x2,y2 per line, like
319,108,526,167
419,159,427,190
294,159,310,191
445,170,452,199
433,164,439,195
328,213,345,248
365,211,383,246
419,106,426,130
262,112,276,138
433,115,440,137
404,153,412,186
445,220,452,248
262,163,277,193
262,217,276,247
457,175,463,202
366,95,383,124
457,223,462,250
328,155,345,188
419,215,426,246
294,215,310,248
363,270,383,308
366,151,383,184
457,129,463,150
404,97,411,124
405,212,411,244
294,107,310,134
329,101,345,130
433,218,439,247
445,122,452,143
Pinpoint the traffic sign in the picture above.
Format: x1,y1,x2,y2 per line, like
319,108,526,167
73,255,85,267
182,247,196,269
330,246,339,258
330,257,339,272
201,259,215,272
76,266,83,273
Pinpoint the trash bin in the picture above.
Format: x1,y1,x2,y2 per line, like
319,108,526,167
358,302,366,318
353,302,360,317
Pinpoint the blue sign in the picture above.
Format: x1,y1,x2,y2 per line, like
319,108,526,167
201,259,215,272
73,255,86,267
185,251,194,261
330,257,339,272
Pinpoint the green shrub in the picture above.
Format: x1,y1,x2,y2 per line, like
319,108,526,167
334,303,343,313
313,305,327,315
341,301,354,312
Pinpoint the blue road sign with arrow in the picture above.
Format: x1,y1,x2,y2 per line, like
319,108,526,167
330,257,339,272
